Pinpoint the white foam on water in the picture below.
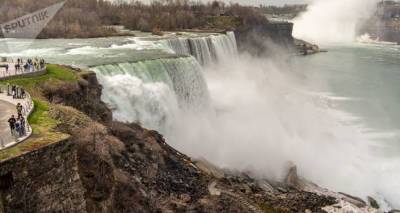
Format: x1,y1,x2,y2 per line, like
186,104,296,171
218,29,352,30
110,43,141,49
66,46,100,55
0,47,61,57
356,33,398,46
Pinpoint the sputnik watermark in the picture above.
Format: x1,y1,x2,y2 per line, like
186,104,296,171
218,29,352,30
0,1,65,53
1,1,65,38
2,11,51,35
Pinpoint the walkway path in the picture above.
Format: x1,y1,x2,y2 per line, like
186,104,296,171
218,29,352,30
0,91,34,150
0,58,42,150
0,100,15,148
0,62,17,78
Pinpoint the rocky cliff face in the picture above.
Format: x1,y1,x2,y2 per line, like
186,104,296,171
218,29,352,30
358,2,400,44
360,19,400,44
0,67,382,212
234,20,322,56
0,139,86,213
42,67,112,123
234,22,295,55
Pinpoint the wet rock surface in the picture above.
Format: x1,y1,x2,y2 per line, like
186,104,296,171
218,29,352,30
294,39,321,55
68,116,339,212
367,196,380,209
0,140,87,213
338,193,367,208
0,68,385,212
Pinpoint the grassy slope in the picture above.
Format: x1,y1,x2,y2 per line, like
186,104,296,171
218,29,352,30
0,65,78,161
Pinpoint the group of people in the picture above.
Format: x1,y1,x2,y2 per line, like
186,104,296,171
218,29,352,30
0,57,45,76
10,84,26,99
13,58,45,73
7,103,27,138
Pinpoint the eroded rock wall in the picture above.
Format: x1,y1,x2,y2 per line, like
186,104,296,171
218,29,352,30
0,139,87,213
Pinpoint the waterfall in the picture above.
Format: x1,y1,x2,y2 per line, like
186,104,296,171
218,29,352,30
90,32,238,134
92,56,210,134
161,32,238,65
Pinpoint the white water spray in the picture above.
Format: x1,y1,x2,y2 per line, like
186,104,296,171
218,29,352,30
168,53,400,209
293,0,378,44
93,57,210,134
94,32,400,209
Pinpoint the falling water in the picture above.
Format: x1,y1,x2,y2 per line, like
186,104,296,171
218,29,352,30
89,31,400,209
92,56,210,134
161,32,238,65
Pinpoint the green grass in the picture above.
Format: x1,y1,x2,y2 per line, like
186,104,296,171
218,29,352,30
2,64,78,97
0,99,69,161
0,65,77,161
29,100,50,125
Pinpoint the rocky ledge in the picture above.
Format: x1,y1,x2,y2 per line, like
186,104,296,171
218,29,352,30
294,39,324,55
0,66,386,212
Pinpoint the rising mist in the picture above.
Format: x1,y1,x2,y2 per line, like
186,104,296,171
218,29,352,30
166,51,399,209
94,30,400,209
293,0,379,43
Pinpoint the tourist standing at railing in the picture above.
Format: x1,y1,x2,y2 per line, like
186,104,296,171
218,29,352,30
16,103,23,118
40,59,45,69
21,88,26,98
11,85,16,98
3,93,30,140
8,115,16,136
15,63,20,72
19,115,26,136
1,57,46,78
15,118,22,137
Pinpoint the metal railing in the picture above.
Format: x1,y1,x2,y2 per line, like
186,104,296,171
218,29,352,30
0,83,34,149
0,58,46,79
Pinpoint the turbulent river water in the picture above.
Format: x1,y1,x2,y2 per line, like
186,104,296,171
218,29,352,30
0,33,399,209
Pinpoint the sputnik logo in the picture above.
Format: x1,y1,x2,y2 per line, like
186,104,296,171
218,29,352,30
0,1,65,52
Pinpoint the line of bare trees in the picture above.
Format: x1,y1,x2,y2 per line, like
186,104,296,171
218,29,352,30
258,4,307,16
0,0,268,38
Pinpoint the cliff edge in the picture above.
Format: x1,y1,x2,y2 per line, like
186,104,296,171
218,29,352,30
0,66,381,212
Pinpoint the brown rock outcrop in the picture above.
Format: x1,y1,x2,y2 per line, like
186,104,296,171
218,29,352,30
42,67,112,123
1,68,340,212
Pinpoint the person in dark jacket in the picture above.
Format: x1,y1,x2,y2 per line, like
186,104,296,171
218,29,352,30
8,115,16,136
15,119,21,137
11,85,16,98
19,116,26,136
16,103,23,117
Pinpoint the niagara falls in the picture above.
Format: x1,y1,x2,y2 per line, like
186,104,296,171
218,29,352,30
0,0,400,212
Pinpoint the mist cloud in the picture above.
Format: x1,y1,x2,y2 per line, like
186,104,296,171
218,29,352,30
293,0,378,44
